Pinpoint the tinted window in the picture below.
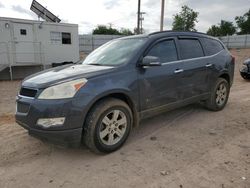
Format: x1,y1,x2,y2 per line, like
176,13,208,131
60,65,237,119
202,38,224,56
62,32,71,44
147,40,178,63
20,29,27,35
179,39,204,59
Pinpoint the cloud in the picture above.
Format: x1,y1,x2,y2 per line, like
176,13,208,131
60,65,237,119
141,0,250,33
103,0,121,9
11,5,37,19
175,0,249,32
0,2,4,8
0,0,249,34
12,5,30,14
79,21,96,34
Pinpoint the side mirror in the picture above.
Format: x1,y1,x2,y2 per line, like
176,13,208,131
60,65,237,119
140,56,161,67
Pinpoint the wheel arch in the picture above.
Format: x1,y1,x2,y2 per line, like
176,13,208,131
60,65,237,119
83,91,140,130
219,73,230,85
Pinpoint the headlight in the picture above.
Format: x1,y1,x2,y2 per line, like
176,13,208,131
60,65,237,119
38,78,87,99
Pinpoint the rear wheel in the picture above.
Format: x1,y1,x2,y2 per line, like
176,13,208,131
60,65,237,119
205,78,230,111
83,98,132,153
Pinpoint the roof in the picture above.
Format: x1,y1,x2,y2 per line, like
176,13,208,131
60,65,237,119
119,30,218,41
148,30,213,38
0,17,78,27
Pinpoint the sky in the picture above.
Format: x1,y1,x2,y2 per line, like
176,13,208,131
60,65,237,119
0,0,249,34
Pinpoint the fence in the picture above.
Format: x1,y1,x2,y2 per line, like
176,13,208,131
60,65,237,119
79,34,250,54
79,35,123,54
0,41,45,80
219,34,250,49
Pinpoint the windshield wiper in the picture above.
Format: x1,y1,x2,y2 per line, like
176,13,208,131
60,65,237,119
89,63,103,66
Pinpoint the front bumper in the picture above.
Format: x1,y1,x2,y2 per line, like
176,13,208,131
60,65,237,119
240,68,250,79
17,120,82,147
15,95,91,147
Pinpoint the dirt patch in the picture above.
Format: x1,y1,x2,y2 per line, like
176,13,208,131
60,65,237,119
0,114,15,124
0,49,249,188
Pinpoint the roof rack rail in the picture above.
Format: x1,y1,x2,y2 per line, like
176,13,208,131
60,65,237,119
148,30,207,36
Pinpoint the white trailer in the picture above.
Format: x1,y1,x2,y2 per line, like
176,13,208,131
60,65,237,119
0,17,79,80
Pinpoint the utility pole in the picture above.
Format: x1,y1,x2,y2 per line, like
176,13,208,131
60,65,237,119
139,12,146,34
160,0,165,31
137,0,141,34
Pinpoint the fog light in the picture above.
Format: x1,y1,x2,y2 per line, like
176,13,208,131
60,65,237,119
37,117,65,128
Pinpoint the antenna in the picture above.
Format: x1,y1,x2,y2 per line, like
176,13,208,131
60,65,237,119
30,0,61,23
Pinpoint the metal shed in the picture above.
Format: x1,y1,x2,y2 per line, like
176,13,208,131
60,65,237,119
0,17,79,80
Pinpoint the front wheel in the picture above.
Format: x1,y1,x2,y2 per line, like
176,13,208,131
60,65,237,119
205,78,230,111
83,98,132,153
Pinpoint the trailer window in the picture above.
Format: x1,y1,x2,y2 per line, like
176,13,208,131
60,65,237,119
50,32,61,44
62,32,71,44
20,29,27,35
50,32,72,45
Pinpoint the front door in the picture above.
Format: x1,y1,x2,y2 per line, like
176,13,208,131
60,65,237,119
138,38,184,112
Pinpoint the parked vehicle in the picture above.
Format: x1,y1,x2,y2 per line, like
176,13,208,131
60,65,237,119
240,58,250,80
16,31,235,153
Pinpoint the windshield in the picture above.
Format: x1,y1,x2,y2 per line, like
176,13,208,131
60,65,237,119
82,38,146,66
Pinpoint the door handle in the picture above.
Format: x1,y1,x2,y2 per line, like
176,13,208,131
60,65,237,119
205,63,213,68
174,69,184,74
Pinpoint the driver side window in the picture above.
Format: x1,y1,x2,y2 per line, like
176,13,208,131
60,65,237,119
147,39,178,63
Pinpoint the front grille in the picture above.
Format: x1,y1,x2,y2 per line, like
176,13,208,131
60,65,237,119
17,102,30,113
20,87,37,98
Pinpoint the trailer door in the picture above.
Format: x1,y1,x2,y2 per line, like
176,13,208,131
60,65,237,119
13,23,36,64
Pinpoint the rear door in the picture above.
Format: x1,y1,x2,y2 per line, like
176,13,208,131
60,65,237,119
176,37,210,99
201,37,226,89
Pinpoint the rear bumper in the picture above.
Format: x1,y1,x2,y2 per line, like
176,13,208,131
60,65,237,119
16,119,82,147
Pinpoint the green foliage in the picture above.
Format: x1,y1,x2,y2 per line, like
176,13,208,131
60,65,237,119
172,5,199,31
235,9,250,34
93,25,120,35
93,25,134,35
207,25,221,36
120,28,134,36
207,20,236,37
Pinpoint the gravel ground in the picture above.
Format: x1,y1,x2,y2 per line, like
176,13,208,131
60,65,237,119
0,49,249,188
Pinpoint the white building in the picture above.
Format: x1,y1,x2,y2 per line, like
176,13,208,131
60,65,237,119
0,17,79,79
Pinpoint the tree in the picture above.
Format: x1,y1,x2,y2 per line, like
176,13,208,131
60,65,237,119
207,25,221,36
120,28,134,36
235,9,250,34
207,20,236,37
172,5,199,31
92,25,134,35
93,25,120,35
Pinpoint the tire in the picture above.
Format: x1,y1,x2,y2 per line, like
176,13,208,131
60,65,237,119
205,78,230,111
83,98,132,153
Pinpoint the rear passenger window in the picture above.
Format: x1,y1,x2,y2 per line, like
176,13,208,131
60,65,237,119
178,39,204,59
147,40,178,63
202,38,224,56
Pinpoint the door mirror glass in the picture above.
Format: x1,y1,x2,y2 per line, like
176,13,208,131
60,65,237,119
141,56,161,67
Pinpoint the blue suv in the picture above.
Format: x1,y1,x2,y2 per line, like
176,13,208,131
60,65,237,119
16,31,235,153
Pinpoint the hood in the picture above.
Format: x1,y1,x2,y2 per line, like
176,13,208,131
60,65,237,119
22,64,114,88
